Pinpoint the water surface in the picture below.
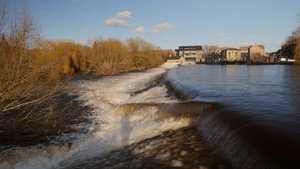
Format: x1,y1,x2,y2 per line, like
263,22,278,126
1,64,300,169
167,64,300,168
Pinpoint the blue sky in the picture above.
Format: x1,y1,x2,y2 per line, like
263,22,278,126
7,0,300,52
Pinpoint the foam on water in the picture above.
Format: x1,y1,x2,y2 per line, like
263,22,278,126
0,65,187,169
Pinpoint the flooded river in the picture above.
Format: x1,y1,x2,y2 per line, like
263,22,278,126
1,64,300,168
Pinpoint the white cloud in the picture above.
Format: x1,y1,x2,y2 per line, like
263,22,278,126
148,23,174,34
115,11,133,18
104,17,130,27
152,23,173,30
218,33,228,37
132,26,145,33
148,29,160,34
104,11,133,27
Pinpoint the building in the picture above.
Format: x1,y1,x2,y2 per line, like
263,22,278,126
175,46,203,63
248,43,266,59
166,56,183,63
221,48,241,61
269,49,281,62
215,48,226,54
206,52,221,63
240,46,249,61
240,43,266,62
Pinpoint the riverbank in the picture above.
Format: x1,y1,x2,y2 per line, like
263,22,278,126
0,93,92,150
203,61,294,65
0,62,179,150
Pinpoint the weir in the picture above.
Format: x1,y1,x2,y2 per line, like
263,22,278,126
164,71,300,169
1,65,300,168
114,100,276,168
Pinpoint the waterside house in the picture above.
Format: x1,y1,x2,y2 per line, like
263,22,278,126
269,49,281,62
243,43,266,63
168,43,268,64
175,45,203,63
221,48,242,62
166,56,183,63
206,43,266,63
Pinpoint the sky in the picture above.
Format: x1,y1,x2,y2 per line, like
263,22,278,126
6,0,300,52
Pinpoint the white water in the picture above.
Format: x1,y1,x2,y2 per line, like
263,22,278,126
0,63,186,169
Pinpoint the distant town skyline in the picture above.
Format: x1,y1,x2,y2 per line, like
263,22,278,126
6,0,300,52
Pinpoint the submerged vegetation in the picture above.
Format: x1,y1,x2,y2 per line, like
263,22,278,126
0,1,166,121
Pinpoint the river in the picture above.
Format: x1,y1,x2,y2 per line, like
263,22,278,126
0,63,300,169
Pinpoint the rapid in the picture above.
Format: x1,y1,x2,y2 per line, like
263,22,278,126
1,63,300,169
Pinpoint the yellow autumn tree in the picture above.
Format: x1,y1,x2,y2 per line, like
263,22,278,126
37,40,87,75
127,37,164,68
88,38,131,75
0,2,66,120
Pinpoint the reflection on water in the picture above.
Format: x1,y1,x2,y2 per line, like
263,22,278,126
167,64,300,168
1,64,300,168
168,65,300,116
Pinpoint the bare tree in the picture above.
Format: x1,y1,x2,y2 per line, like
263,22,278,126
0,0,8,34
0,2,66,123
203,45,218,54
8,2,41,50
294,26,300,63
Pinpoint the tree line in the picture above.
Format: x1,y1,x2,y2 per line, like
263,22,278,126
282,24,300,64
0,1,168,121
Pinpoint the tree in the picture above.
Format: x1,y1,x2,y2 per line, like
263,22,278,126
167,49,175,56
127,37,164,68
294,26,300,63
281,35,297,58
0,2,66,122
202,45,218,60
0,0,8,35
88,38,131,75
203,45,218,55
8,2,41,50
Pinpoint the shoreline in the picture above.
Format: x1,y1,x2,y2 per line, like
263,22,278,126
199,61,295,65
0,93,92,150
0,63,178,150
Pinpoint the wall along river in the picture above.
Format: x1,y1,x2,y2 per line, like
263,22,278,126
0,63,300,168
